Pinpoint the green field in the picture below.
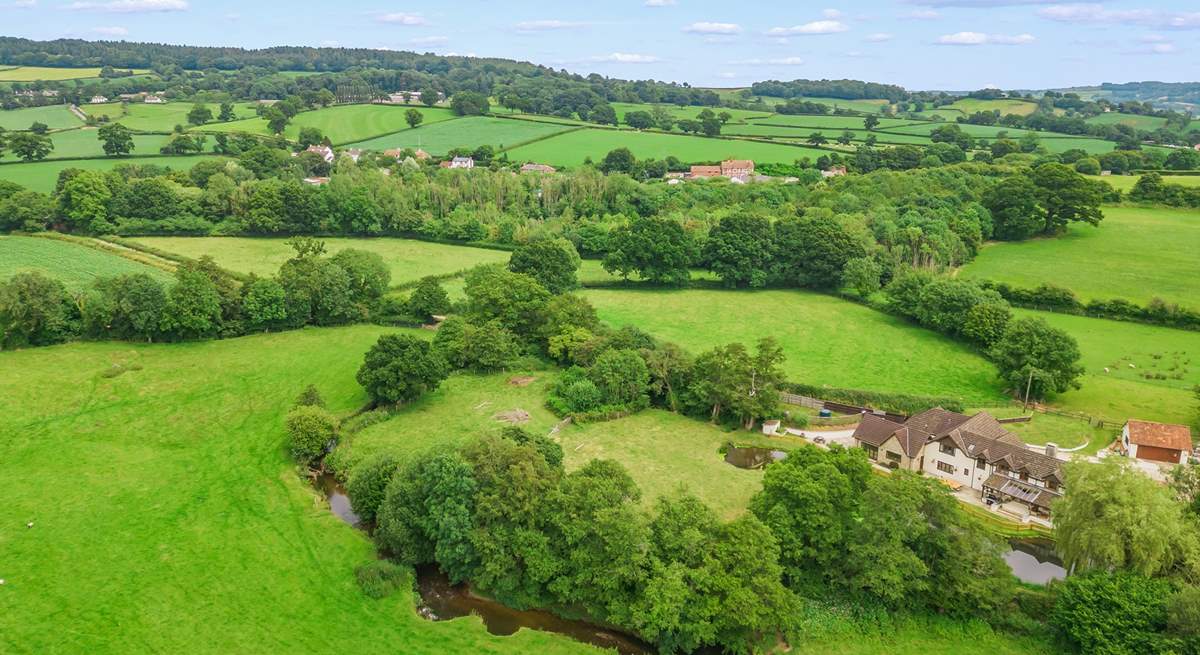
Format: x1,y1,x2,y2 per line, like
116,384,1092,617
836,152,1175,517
0,105,81,131
0,235,172,288
130,236,512,283
0,66,148,81
83,101,260,132
34,128,172,160
508,128,828,166
743,115,918,130
0,326,598,654
0,155,222,194
610,102,772,124
723,123,933,145
202,104,459,144
971,406,1116,454
1091,174,1200,193
1084,112,1167,130
946,98,1041,117
582,287,1005,404
1018,309,1200,426
960,206,1200,307
345,116,575,154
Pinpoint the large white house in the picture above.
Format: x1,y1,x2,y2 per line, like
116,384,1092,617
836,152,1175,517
853,408,1064,517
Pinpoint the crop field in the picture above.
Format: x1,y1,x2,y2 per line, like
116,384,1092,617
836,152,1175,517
83,101,260,132
0,105,81,131
0,155,222,193
345,116,575,154
1017,309,1200,425
0,326,598,655
201,104,459,144
507,128,827,166
0,235,172,289
960,206,1200,308
610,102,772,124
34,128,172,160
130,236,512,283
582,287,1005,404
0,65,148,81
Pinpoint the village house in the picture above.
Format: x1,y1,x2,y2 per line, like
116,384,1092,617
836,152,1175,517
1120,419,1193,465
689,165,722,178
721,159,754,177
822,166,848,178
304,144,335,164
440,156,474,169
853,408,1065,517
89,95,109,104
342,148,364,163
520,163,556,174
144,94,165,104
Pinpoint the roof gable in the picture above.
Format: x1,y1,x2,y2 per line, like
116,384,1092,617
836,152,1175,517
1127,419,1192,452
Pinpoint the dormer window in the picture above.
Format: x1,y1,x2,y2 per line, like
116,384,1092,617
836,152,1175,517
939,443,955,456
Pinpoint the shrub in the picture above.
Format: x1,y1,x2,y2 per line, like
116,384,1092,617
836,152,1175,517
294,384,325,408
1051,572,1172,655
347,453,401,523
285,405,338,465
354,560,408,599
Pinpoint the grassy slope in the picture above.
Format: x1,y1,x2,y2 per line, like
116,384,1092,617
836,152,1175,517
610,102,771,123
1085,112,1166,130
0,235,172,288
582,287,1004,404
0,66,148,81
948,98,1040,117
960,206,1200,307
0,326,598,655
744,115,917,130
1091,174,1200,194
0,105,81,131
38,128,171,160
1019,309,1200,426
129,236,511,283
0,155,222,193
81,101,260,131
345,116,573,154
203,105,459,144
723,124,932,145
508,129,828,167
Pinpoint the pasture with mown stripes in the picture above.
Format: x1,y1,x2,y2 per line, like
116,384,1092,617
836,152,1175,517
0,235,172,288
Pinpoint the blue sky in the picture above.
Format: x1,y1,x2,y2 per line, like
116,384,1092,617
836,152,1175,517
3,0,1198,90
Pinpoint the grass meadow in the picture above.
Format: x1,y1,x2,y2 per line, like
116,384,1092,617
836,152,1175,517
0,155,223,193
507,128,827,166
130,236,512,283
83,101,260,131
0,105,82,131
1018,309,1200,426
581,287,1006,405
1091,174,1200,194
36,128,172,160
345,116,575,154
945,98,1041,117
610,102,772,124
960,206,1200,307
743,115,919,130
202,105,459,144
0,235,172,288
0,65,148,81
0,326,599,655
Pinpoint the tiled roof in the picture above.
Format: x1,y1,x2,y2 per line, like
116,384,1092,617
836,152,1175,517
905,407,972,437
942,429,1063,483
852,413,928,458
982,473,1061,510
1126,419,1193,451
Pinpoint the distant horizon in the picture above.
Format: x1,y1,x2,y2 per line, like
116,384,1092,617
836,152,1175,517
2,0,1198,90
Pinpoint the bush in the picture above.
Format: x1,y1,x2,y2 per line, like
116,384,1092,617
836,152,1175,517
347,453,401,523
294,384,325,408
354,560,409,599
1051,572,1172,655
0,271,80,349
285,405,338,465
356,334,450,405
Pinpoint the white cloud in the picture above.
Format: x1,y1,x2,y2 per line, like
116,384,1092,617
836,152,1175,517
592,52,660,63
865,32,893,42
66,0,186,12
730,56,805,65
1037,4,1200,30
902,8,941,19
935,31,1035,45
377,12,426,25
766,20,848,36
822,8,843,19
92,25,127,35
514,19,587,31
410,35,448,45
683,21,741,34
644,0,676,5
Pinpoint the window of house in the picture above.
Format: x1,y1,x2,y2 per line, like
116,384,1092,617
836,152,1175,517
936,461,955,474
862,444,879,460
1047,480,1059,491
976,458,986,469
1020,472,1029,482
939,443,955,456
885,451,902,462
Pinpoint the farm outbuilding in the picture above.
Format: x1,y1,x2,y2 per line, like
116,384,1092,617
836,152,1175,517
1121,419,1193,465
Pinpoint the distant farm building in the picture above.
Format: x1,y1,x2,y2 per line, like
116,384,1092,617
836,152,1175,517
1121,419,1193,465
689,165,722,178
441,156,475,169
145,94,165,104
302,177,330,186
822,166,848,178
89,95,109,104
304,145,335,163
721,159,754,177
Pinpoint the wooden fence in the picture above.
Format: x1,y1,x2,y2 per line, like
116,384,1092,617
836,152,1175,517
780,393,908,423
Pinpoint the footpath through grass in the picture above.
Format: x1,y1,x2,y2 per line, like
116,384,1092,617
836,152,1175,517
960,206,1200,308
0,326,600,655
582,287,1005,405
129,236,511,284
0,234,172,289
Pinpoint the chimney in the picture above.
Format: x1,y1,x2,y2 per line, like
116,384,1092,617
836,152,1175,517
1045,442,1058,458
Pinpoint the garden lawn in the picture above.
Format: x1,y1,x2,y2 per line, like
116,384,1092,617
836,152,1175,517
959,206,1200,308
0,235,172,288
335,369,798,521
0,66,147,81
0,326,599,655
581,287,1005,405
1017,309,1200,426
345,116,575,154
128,236,512,283
0,155,223,193
507,129,828,167
81,101,259,132
968,406,1117,455
202,105,459,144
37,128,171,159
0,105,81,131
